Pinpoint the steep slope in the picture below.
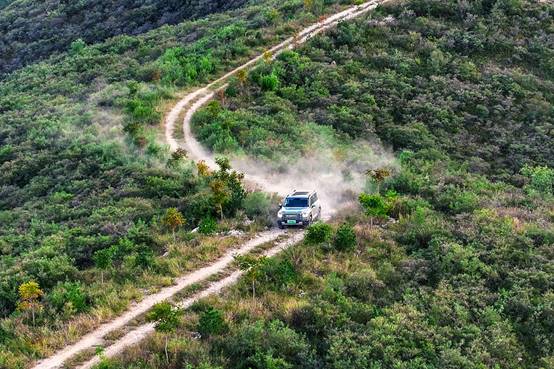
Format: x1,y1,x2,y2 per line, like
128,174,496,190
0,1,358,368
0,0,247,76
192,0,554,182
90,1,552,368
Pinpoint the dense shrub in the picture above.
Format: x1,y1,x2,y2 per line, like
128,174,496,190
0,0,248,76
222,320,316,369
305,222,333,245
333,224,357,251
198,307,227,337
243,191,273,222
198,217,218,235
47,282,88,316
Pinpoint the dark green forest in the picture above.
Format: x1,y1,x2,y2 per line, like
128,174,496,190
0,0,247,76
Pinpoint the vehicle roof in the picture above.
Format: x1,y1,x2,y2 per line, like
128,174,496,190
287,190,315,198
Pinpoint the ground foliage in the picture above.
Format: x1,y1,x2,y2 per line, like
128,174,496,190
98,0,554,368
193,0,554,182
0,0,353,367
0,0,248,76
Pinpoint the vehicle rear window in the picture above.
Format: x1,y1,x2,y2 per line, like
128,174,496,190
284,197,308,207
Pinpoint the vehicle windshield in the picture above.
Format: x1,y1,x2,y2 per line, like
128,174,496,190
284,197,308,208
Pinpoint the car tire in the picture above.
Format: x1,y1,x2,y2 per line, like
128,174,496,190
277,221,284,229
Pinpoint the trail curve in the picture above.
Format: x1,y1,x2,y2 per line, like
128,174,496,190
31,2,385,368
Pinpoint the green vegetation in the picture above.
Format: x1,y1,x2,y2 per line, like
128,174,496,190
192,0,553,182
87,153,554,369
146,302,183,362
0,0,248,76
0,0,357,367
96,1,554,368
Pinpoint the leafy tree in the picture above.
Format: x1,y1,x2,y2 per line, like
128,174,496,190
237,68,248,91
210,179,230,220
197,160,211,176
162,208,185,241
359,193,388,227
93,247,116,284
17,281,43,325
235,255,268,300
366,167,391,193
263,50,273,64
146,302,182,363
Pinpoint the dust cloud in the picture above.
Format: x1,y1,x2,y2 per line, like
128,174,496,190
231,139,397,216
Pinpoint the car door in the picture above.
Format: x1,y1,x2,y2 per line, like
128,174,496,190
311,193,321,219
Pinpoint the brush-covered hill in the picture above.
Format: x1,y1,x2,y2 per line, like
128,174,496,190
0,1,356,367
96,1,553,369
0,0,247,76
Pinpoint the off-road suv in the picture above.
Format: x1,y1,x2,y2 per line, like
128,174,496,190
277,190,322,229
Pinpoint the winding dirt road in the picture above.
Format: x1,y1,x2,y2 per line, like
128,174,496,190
31,2,384,368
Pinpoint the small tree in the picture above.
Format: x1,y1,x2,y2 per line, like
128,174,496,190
263,50,273,64
197,160,211,176
235,255,267,300
216,88,226,105
366,167,391,193
93,247,115,284
210,179,230,219
237,69,248,93
146,302,182,363
359,193,390,227
162,207,185,241
18,281,43,326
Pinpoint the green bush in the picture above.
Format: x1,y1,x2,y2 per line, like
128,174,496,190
260,259,297,290
305,222,333,245
198,217,218,235
47,281,88,315
260,73,279,91
198,307,227,337
223,320,316,369
521,165,553,195
333,224,357,252
243,191,272,220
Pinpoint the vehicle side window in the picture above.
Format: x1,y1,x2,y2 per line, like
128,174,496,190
313,193,318,202
309,195,313,206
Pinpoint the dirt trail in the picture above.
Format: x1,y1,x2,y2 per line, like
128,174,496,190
76,232,305,369
32,231,287,369
170,0,385,201
31,2,384,368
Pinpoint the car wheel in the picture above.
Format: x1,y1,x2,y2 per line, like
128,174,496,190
277,221,284,229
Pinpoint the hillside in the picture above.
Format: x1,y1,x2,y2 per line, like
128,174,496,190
0,0,247,76
1,0,553,368
192,0,554,182
97,0,552,368
0,1,356,368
